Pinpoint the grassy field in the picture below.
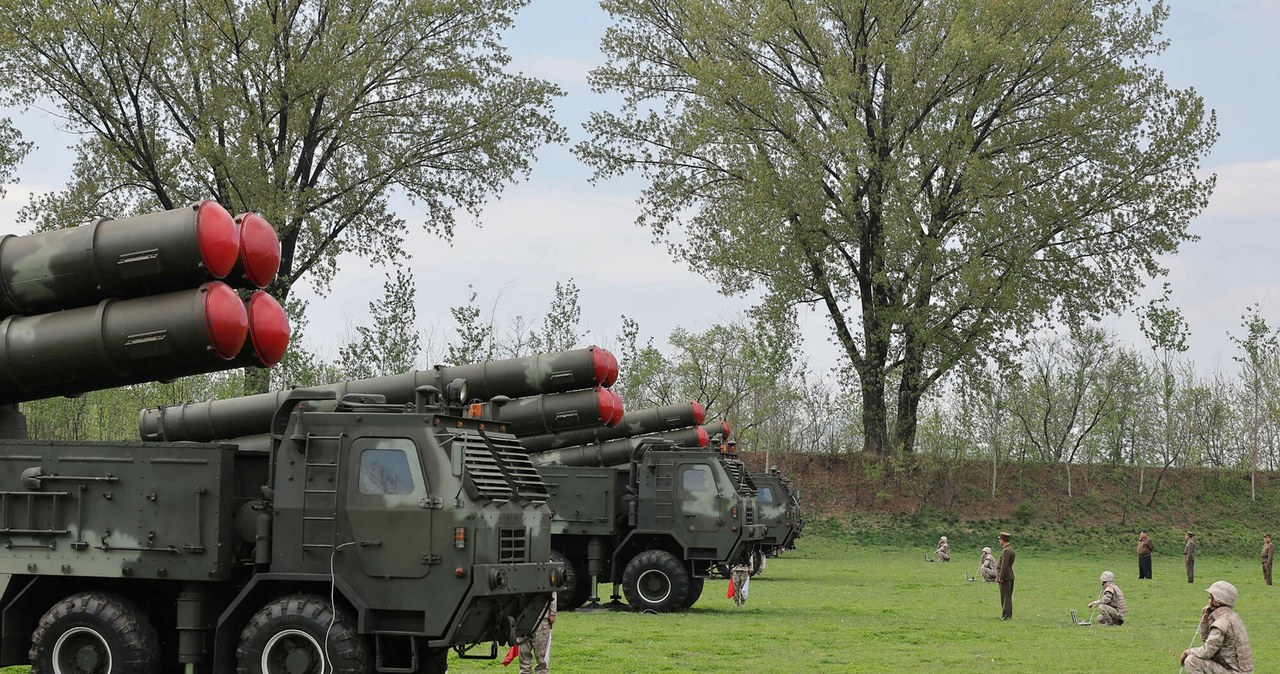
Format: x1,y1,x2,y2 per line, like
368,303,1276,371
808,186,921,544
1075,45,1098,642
5,533,1276,673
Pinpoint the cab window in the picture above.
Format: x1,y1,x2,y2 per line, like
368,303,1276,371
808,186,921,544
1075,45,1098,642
357,442,419,495
681,465,714,493
757,486,775,504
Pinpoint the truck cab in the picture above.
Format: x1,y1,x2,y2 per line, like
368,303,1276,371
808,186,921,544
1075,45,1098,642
0,389,563,673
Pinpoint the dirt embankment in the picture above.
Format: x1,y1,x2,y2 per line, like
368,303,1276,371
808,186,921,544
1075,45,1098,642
740,451,1280,555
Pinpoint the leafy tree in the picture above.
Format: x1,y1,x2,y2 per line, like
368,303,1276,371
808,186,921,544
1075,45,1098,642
446,286,496,366
0,118,29,196
528,280,584,354
1230,303,1279,500
579,0,1217,454
1008,327,1119,497
1137,283,1190,502
0,0,566,390
338,269,421,379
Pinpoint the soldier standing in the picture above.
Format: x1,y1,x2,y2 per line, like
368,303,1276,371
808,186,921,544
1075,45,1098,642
1180,581,1253,674
936,536,951,562
996,532,1015,620
1137,530,1154,580
1089,571,1127,626
1185,532,1196,584
730,563,750,606
979,547,997,582
518,591,557,674
1262,534,1272,586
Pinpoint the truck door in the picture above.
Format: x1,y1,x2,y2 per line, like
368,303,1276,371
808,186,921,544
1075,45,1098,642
345,437,433,578
677,462,721,534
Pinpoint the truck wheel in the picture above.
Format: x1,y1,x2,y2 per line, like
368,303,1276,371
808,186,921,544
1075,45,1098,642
680,578,705,608
621,550,690,613
29,591,159,674
550,551,591,611
235,594,370,674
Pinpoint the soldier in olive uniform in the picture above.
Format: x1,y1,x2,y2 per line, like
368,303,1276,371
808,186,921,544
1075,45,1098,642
1186,532,1196,584
1137,530,1154,579
1262,534,1272,586
936,536,951,562
997,532,1015,620
1180,580,1253,674
979,547,997,582
519,591,557,674
1089,571,1127,626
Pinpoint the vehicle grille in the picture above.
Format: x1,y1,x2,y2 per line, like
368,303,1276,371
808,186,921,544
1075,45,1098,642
500,527,528,563
721,459,757,495
447,430,550,503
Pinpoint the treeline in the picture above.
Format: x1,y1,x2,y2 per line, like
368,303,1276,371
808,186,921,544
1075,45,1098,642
20,275,1280,504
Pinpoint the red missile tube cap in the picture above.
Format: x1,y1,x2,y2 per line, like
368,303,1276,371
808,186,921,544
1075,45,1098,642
245,291,291,366
194,201,239,279
720,421,731,440
602,349,619,387
203,281,249,360
690,401,706,425
695,425,709,447
608,389,626,425
592,346,620,388
235,212,282,288
597,387,624,427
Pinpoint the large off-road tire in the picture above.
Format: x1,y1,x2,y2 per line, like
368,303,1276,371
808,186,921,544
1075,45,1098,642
621,550,690,613
29,591,160,674
235,594,371,674
549,550,589,611
681,578,705,608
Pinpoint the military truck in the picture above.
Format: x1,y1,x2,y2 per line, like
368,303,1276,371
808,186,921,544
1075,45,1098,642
522,405,767,613
751,468,804,556
0,204,567,674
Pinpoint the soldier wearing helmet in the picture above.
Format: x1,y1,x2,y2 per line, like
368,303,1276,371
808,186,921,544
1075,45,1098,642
1180,580,1253,673
979,547,997,582
1088,571,1127,626
935,536,950,562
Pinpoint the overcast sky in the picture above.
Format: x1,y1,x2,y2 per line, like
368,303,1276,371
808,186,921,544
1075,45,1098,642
2,1,1277,380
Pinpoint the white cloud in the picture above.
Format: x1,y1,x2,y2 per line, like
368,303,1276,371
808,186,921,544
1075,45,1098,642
1201,160,1280,218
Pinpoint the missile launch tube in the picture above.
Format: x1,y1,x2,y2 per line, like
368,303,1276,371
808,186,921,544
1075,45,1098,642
0,201,243,316
0,282,251,405
517,401,705,452
139,346,619,442
483,387,623,437
529,425,709,467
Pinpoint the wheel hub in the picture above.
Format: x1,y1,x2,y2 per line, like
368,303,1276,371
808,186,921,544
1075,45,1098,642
262,629,323,674
53,627,111,674
636,569,672,603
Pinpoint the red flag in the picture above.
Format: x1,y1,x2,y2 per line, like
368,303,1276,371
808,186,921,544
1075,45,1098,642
503,644,519,666
726,579,735,599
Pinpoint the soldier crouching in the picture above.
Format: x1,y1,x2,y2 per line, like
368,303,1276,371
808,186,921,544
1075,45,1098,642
1089,571,1126,626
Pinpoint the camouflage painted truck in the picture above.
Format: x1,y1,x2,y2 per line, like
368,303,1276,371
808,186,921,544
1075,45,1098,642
519,405,767,613
132,348,624,672
751,467,804,556
0,203,562,674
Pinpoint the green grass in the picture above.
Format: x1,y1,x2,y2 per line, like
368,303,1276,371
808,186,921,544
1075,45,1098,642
6,533,1276,673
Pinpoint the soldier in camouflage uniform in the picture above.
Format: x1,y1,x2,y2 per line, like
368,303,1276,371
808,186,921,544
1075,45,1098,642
979,547,997,582
1089,571,1127,626
519,591,557,674
1180,580,1253,674
936,536,950,562
730,563,751,606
